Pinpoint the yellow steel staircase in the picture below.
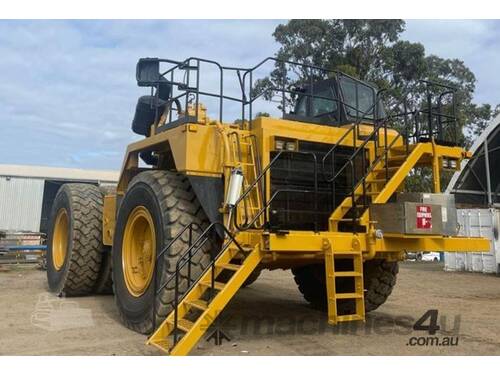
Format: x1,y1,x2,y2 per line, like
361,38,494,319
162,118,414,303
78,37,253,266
147,237,262,355
329,142,429,231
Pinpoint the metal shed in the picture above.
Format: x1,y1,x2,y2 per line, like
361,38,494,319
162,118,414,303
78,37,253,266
0,164,118,233
445,113,500,274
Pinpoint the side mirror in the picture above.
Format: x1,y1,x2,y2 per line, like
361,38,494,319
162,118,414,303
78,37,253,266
136,58,160,87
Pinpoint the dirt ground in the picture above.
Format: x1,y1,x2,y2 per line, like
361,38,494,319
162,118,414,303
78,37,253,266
1,261,499,356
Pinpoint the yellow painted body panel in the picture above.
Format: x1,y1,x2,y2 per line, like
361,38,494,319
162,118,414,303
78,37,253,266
110,114,488,260
265,231,490,255
102,194,116,246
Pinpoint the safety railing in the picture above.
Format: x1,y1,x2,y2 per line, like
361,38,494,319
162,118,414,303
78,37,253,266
323,79,457,228
152,221,246,345
142,56,380,131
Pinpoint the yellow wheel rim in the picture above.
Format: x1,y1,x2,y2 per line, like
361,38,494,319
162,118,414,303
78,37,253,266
52,208,69,270
122,206,156,297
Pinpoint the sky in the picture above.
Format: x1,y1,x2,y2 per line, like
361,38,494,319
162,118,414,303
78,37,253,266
0,19,499,171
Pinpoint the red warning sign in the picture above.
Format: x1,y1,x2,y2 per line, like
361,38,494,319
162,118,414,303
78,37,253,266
416,205,432,229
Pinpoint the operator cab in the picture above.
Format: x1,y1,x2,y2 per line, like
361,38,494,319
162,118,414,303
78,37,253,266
285,76,385,127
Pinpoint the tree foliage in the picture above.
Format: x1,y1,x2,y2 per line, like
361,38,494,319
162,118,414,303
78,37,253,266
261,20,496,142
258,19,498,192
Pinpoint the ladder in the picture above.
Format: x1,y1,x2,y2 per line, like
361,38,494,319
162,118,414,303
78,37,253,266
329,142,427,231
324,241,365,324
228,132,264,228
147,227,262,356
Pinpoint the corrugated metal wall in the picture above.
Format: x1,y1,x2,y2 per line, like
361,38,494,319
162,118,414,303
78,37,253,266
444,208,500,274
0,176,44,232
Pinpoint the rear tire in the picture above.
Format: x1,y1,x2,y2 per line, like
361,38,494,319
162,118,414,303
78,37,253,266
112,170,214,334
292,258,399,313
46,184,105,296
94,186,117,295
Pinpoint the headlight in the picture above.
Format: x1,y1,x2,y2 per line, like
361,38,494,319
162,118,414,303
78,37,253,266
442,158,458,169
275,140,285,150
285,142,296,151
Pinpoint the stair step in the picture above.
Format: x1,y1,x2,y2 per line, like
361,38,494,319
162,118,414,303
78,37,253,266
185,299,209,311
148,338,173,353
177,319,194,332
366,178,387,184
374,166,400,172
200,280,226,290
335,271,363,277
217,263,241,271
388,155,408,161
354,191,379,196
341,203,366,209
335,293,364,300
336,314,365,322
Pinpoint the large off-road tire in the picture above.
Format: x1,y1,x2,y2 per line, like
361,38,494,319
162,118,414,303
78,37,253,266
46,184,105,296
363,259,399,312
93,185,117,295
292,259,399,313
112,170,214,334
94,247,113,294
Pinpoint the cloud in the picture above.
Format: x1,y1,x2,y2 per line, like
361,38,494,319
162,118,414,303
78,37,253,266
0,20,282,170
403,19,500,105
0,19,498,170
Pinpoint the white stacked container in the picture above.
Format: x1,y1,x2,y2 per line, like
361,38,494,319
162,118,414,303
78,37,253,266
444,208,500,274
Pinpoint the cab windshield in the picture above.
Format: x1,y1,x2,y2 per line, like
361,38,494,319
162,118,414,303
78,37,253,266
291,76,385,125
339,76,385,120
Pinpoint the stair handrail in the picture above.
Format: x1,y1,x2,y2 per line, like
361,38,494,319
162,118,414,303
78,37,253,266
320,90,387,183
152,220,246,345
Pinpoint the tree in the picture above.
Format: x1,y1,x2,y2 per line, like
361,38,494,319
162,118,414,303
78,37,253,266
258,19,498,192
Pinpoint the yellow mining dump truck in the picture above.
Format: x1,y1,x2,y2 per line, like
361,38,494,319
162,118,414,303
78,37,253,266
46,57,489,355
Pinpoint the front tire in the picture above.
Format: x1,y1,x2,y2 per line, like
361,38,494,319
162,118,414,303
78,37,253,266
112,170,214,334
292,258,399,313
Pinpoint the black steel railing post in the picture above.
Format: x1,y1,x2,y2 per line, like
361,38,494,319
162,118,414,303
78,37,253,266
219,66,224,123
331,150,336,213
453,91,458,144
427,87,433,140
403,100,409,154
361,146,367,209
188,226,193,285
249,71,253,130
350,160,357,231
195,59,200,123
311,153,318,232
209,246,215,301
173,262,179,345
384,113,389,182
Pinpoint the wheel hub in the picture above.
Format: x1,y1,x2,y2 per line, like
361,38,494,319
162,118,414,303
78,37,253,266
52,208,69,270
122,206,156,297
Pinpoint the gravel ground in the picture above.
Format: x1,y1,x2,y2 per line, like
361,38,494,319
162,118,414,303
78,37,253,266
0,261,499,355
